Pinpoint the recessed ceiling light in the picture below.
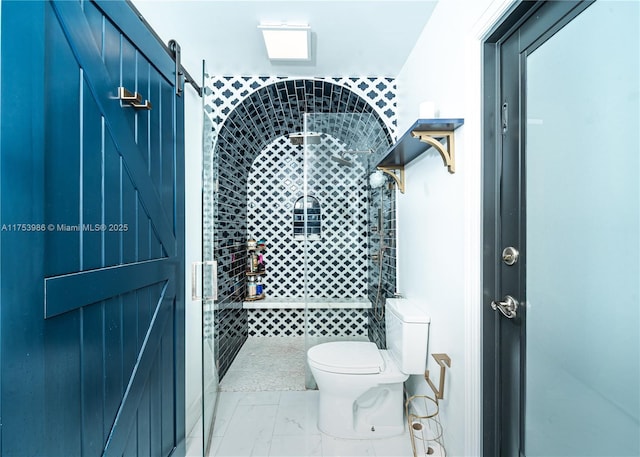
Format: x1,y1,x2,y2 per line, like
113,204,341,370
258,23,311,61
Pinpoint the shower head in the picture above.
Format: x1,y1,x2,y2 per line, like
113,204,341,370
331,153,354,167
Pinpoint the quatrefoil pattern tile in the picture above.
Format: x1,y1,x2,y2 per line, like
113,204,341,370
247,308,368,337
247,134,369,298
204,76,397,137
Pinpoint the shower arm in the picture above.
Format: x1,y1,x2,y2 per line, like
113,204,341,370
376,166,405,193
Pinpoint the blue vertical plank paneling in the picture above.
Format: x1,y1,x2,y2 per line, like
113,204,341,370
81,76,104,271
102,294,123,445
137,58,151,161
123,167,139,264
124,422,138,456
44,3,81,277
0,2,47,455
150,74,162,199
81,302,106,455
137,389,152,456
138,203,151,261
161,80,175,220
102,141,124,446
120,35,138,266
83,1,104,59
102,18,121,94
102,17,122,270
42,4,83,454
44,311,82,455
122,290,138,402
121,36,138,129
162,325,176,454
137,286,152,353
103,137,122,267
149,354,162,456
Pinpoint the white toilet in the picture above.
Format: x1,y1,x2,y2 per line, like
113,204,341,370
307,298,430,439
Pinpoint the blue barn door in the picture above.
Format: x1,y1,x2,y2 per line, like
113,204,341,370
0,1,185,455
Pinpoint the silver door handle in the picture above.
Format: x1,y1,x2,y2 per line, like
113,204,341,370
491,295,518,319
191,260,217,301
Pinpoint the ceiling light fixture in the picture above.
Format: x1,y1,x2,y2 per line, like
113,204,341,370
258,23,311,61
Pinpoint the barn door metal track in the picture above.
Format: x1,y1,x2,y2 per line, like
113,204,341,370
127,1,203,97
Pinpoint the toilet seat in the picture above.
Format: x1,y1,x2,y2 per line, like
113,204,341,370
307,341,384,374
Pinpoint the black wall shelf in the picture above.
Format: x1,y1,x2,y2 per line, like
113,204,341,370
377,118,464,173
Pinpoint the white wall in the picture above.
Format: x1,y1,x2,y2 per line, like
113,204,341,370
395,1,513,455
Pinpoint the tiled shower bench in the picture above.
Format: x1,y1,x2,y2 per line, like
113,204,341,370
242,297,372,337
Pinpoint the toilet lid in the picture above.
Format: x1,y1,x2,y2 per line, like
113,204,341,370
307,342,384,374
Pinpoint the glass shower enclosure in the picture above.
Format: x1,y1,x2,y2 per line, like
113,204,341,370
302,112,393,388
200,106,396,452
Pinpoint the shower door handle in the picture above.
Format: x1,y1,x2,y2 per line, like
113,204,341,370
191,260,217,301
491,295,518,319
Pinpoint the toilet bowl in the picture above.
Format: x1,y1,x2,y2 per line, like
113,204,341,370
307,341,408,439
307,298,431,439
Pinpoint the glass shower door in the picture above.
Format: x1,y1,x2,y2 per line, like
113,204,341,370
201,89,219,454
524,1,639,455
302,112,390,388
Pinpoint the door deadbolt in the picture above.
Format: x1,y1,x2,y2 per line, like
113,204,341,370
502,246,519,266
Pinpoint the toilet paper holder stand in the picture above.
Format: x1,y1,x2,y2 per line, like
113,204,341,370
425,353,451,400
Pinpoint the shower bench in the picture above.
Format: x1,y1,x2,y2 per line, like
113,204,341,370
242,297,371,337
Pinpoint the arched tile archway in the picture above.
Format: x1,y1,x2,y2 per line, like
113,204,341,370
205,77,397,378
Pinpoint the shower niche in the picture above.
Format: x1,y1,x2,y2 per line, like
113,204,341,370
293,196,321,240
245,239,266,301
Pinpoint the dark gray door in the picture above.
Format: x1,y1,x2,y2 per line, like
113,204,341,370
484,1,639,455
0,1,185,455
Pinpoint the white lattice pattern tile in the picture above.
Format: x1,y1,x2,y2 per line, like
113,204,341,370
248,308,368,337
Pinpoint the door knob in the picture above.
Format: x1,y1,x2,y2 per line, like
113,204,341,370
491,295,518,319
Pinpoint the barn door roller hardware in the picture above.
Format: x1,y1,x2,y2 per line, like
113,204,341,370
168,40,202,97
117,87,152,110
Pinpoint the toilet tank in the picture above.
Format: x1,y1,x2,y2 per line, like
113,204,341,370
385,298,430,375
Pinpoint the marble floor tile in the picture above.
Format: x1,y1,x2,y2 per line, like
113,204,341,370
211,392,244,437
214,404,278,456
209,338,415,457
321,435,377,457
268,434,323,457
273,391,320,436
370,433,415,457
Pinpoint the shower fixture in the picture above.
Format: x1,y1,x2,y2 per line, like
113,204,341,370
331,153,354,167
289,132,321,145
369,170,387,188
331,149,373,167
375,167,405,193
